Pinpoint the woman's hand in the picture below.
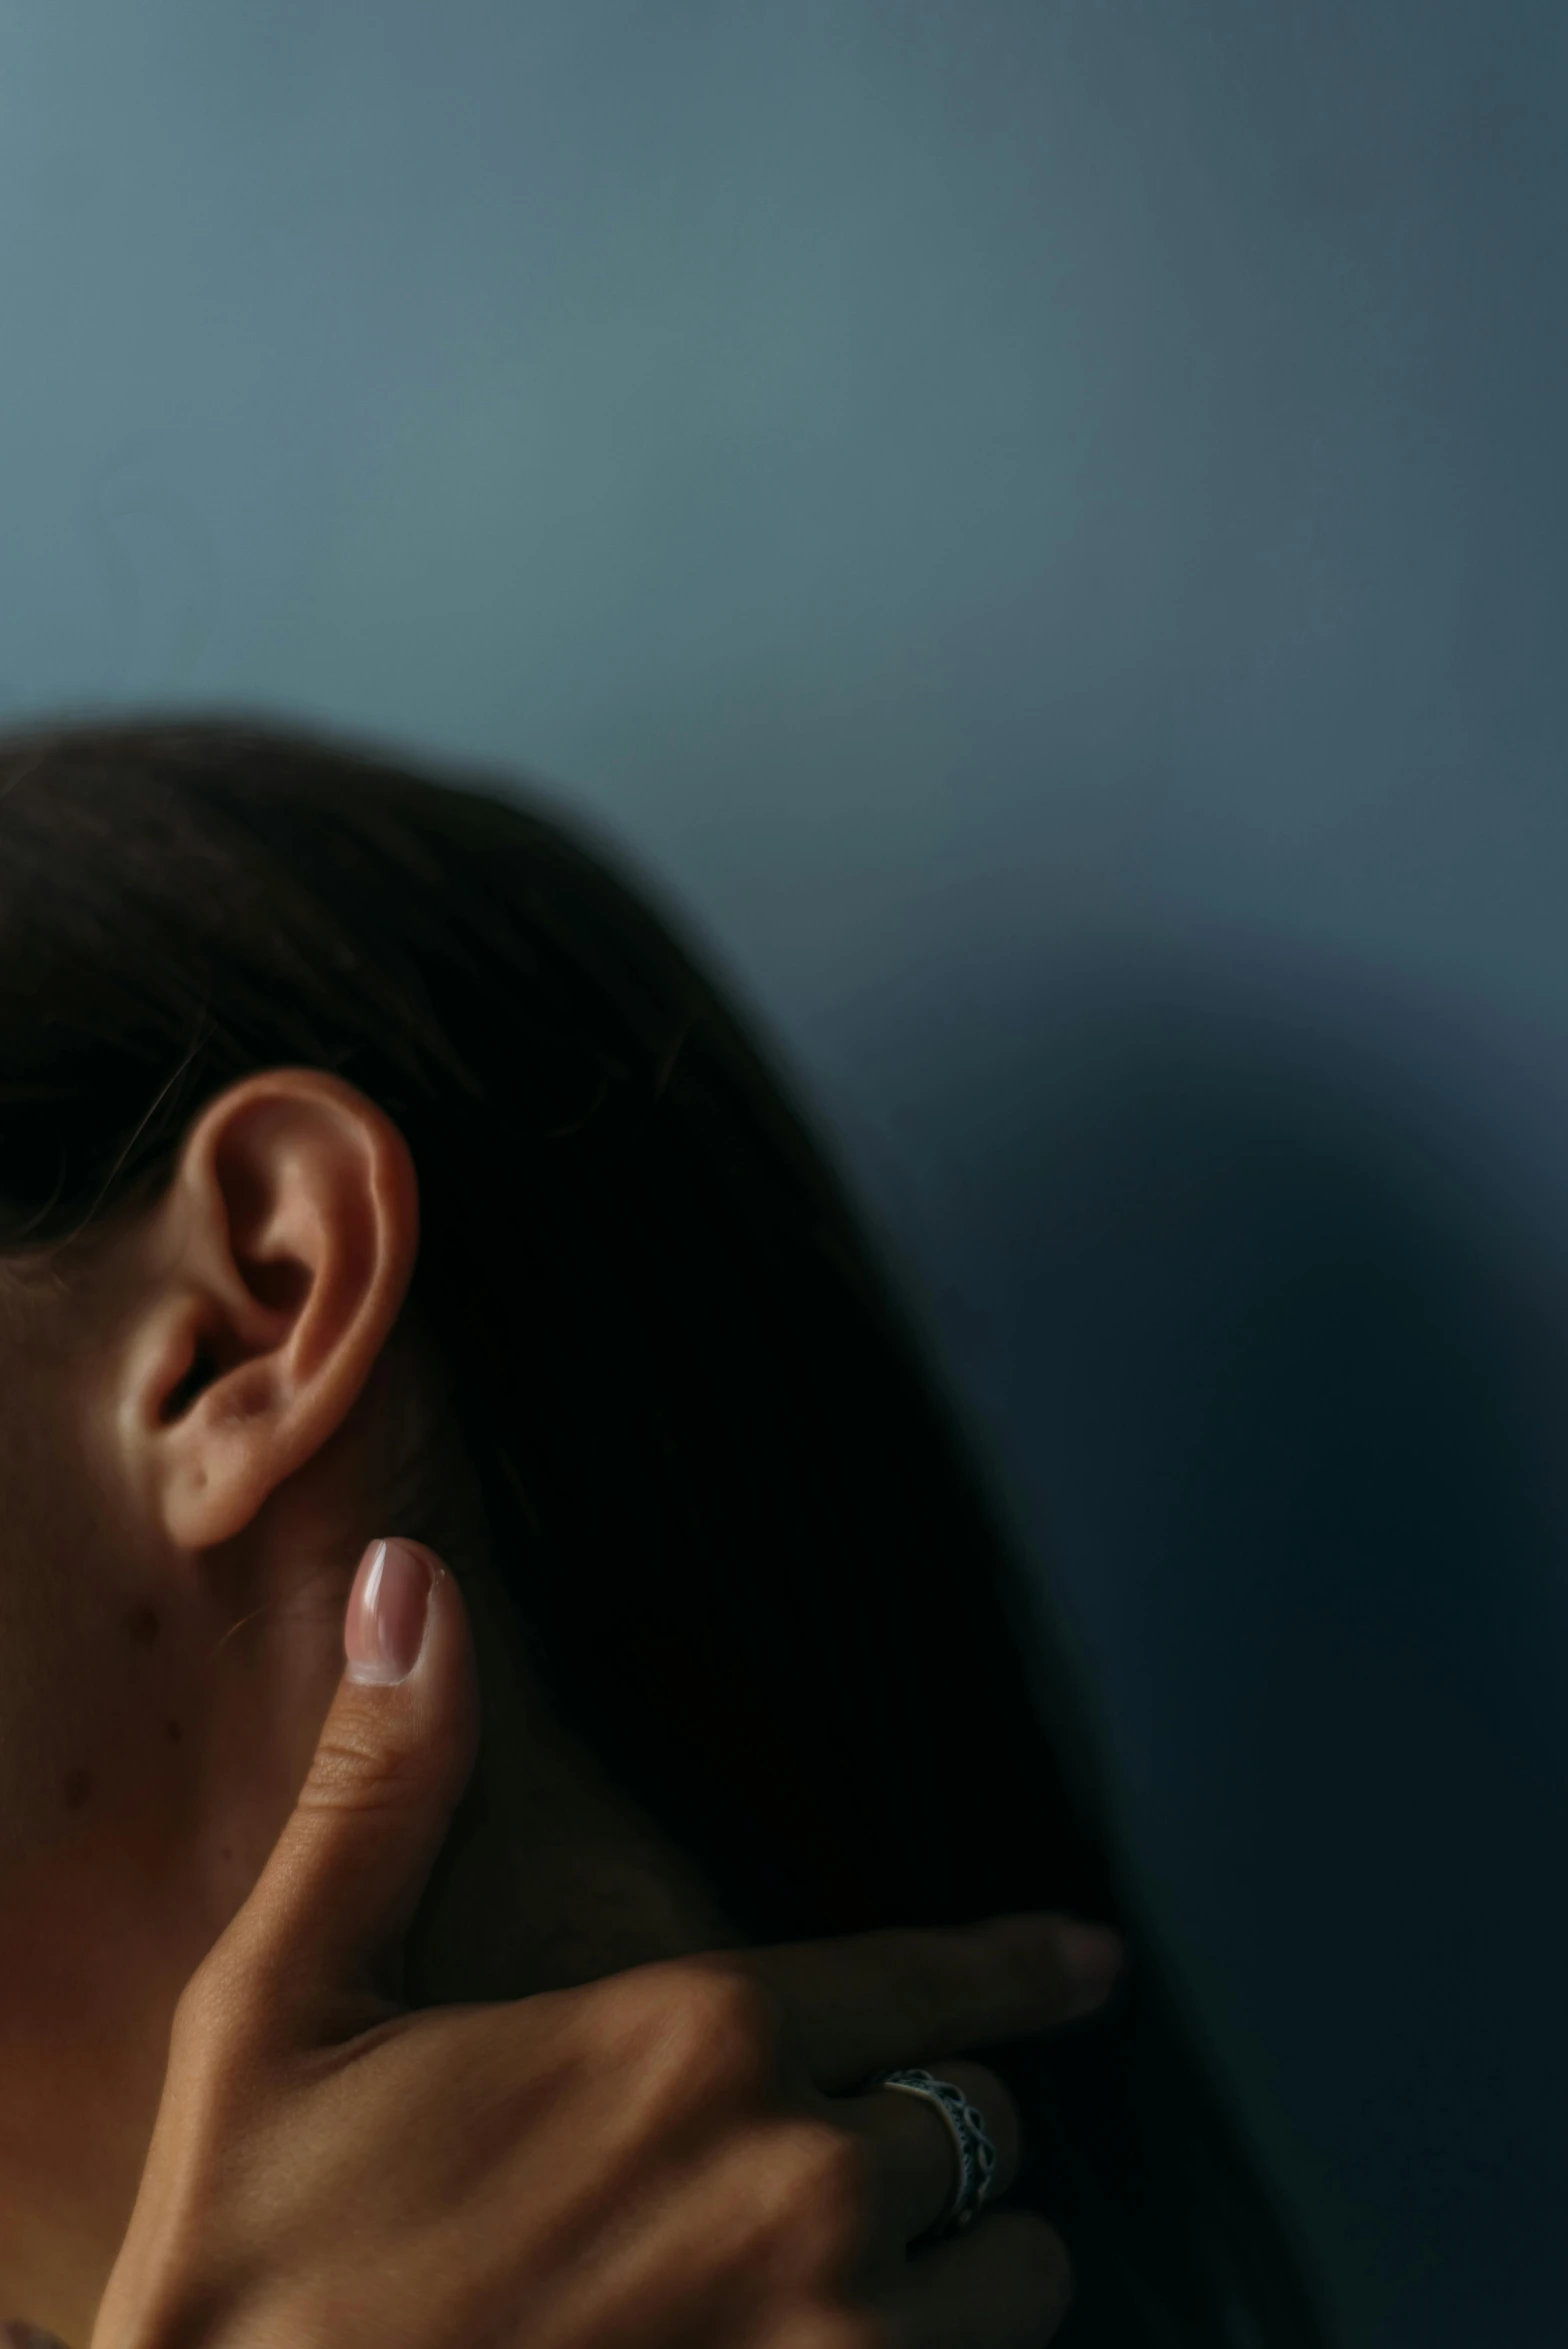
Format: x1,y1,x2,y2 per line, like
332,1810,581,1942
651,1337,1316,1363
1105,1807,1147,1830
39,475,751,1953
90,1539,1123,2349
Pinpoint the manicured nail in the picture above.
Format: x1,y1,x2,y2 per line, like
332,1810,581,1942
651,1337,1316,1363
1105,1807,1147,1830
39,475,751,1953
345,1539,436,1684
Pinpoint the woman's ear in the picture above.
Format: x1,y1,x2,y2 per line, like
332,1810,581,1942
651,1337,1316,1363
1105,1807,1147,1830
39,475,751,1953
119,1071,420,1552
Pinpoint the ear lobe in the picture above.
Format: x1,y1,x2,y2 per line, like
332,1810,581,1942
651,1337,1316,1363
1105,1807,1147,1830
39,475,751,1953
140,1072,420,1552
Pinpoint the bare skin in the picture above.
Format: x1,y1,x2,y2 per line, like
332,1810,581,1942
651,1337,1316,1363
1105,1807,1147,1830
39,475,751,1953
0,1072,1120,2345
92,1539,1119,2349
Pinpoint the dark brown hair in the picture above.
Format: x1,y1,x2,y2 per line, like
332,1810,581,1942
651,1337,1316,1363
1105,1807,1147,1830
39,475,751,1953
0,715,1324,2346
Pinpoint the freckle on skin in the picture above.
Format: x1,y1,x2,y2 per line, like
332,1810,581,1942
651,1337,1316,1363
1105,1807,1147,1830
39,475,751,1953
166,1719,182,1743
63,1767,91,1810
126,1604,160,1645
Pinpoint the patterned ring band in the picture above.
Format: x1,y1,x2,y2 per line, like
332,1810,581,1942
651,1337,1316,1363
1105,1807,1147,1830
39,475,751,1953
876,2066,1000,2240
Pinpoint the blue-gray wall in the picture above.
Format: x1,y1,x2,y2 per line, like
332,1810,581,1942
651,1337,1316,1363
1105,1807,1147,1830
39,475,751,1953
3,7,1564,2341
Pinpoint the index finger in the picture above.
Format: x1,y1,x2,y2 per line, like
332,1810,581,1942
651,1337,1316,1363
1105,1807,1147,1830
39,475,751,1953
748,1913,1124,2090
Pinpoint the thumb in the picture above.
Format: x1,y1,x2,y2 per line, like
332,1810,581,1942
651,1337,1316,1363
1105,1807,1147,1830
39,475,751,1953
218,1537,480,2048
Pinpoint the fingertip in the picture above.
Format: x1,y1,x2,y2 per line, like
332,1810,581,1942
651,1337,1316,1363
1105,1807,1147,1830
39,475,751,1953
405,1541,481,1774
1050,1917,1126,2000
339,1538,478,1788
984,1911,1127,2020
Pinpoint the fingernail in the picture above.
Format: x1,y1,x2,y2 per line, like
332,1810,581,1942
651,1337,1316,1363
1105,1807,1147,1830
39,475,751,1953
1054,1920,1127,2001
345,1539,437,1685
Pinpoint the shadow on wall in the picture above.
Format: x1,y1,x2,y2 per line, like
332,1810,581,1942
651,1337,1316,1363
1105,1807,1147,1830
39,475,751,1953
841,945,1568,2347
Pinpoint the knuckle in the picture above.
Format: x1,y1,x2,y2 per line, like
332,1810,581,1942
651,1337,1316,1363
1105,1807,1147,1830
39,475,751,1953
295,1717,424,1816
757,2121,874,2280
677,1957,781,2053
166,1965,220,2058
792,2120,873,2216
163,1970,261,2119
168,1946,247,2062
633,1958,782,2104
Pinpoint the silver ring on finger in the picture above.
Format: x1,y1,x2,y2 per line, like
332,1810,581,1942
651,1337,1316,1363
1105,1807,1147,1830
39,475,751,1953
876,2065,1000,2240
